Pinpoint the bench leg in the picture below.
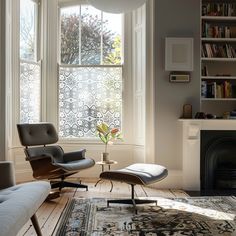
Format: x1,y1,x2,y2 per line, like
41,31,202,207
31,214,42,236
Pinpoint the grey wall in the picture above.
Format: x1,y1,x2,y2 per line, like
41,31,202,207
0,0,6,161
155,0,200,169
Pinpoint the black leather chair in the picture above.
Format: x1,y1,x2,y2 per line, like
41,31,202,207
17,123,95,191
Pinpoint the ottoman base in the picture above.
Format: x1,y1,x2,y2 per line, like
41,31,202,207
107,184,157,207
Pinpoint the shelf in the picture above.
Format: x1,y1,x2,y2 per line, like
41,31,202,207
201,76,236,80
201,98,236,101
179,118,236,121
201,1,236,115
201,57,236,61
201,16,236,21
201,38,236,42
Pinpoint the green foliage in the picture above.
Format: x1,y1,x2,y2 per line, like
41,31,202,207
103,36,121,65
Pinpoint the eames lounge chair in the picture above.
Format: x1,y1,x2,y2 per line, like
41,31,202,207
17,123,95,191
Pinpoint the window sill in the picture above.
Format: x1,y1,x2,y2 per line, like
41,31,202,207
58,138,129,146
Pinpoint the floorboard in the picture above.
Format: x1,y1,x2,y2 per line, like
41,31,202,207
17,179,188,236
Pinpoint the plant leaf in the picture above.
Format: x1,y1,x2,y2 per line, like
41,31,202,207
99,133,107,144
96,125,105,134
101,123,109,133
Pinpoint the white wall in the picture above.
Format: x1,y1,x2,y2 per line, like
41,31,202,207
155,0,200,170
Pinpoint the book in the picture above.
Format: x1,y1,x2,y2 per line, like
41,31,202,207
201,81,207,98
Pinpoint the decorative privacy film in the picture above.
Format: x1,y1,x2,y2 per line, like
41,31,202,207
59,66,122,138
20,62,41,123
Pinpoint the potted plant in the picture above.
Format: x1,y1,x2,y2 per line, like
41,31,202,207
96,122,123,162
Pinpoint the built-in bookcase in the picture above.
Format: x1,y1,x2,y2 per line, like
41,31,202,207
201,0,236,117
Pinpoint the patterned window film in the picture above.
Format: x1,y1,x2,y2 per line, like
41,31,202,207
59,66,122,138
20,61,41,123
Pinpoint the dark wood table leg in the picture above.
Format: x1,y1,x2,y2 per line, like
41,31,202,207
31,214,42,236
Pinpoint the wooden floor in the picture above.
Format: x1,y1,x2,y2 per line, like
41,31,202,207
17,179,189,236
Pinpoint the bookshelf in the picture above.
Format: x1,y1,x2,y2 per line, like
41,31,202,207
201,0,236,117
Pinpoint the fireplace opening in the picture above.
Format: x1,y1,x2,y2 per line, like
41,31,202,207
201,130,236,195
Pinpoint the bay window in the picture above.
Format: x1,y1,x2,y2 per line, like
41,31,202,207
6,0,154,179
14,0,126,140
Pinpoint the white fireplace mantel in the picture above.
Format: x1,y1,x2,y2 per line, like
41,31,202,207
179,119,236,191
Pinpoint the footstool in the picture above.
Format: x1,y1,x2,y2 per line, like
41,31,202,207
100,163,168,207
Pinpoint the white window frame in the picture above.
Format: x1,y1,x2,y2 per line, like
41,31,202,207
19,0,42,124
8,0,42,147
55,1,133,143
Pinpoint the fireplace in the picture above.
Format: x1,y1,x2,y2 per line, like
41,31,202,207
201,130,236,195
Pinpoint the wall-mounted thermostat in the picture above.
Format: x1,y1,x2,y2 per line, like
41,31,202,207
169,73,190,83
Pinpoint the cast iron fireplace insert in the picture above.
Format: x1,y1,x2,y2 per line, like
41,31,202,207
201,130,236,196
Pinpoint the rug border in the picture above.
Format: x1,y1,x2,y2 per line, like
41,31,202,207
54,198,76,236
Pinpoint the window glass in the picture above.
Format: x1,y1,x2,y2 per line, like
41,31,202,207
20,0,37,61
103,12,122,65
61,6,81,64
60,5,122,65
20,62,41,123
19,0,41,123
81,5,102,65
59,5,122,138
59,67,122,138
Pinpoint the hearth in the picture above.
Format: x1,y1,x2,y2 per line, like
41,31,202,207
201,130,236,195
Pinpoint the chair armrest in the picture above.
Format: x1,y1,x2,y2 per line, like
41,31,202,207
26,154,54,162
0,161,15,189
63,149,86,163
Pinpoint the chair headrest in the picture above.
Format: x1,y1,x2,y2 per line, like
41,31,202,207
17,123,58,146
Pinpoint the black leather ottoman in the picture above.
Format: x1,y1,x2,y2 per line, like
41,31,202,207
100,163,168,208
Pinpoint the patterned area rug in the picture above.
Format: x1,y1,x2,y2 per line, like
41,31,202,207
55,196,236,235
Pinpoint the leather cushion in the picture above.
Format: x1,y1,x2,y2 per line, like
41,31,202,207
26,145,64,163
100,163,168,185
54,158,95,171
17,123,58,146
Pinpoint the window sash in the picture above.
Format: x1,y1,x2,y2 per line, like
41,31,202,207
58,3,124,139
58,64,123,138
59,64,123,68
19,60,41,123
20,0,40,62
19,0,41,124
59,5,122,65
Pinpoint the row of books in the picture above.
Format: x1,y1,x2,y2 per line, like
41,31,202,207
202,3,236,16
202,43,236,58
202,23,236,38
201,81,236,98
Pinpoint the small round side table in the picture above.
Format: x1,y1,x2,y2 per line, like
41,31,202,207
95,160,117,192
